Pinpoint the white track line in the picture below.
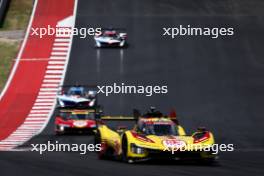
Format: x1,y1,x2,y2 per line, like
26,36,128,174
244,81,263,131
15,127,38,130
30,109,52,113
32,107,52,110
37,95,56,99
28,114,48,116
51,51,67,55
55,38,71,42
52,47,68,51
53,43,70,47
40,88,58,91
27,117,48,120
41,84,59,88
25,120,47,123
43,79,61,83
34,103,54,106
12,133,34,135
47,65,65,69
46,70,64,74
0,142,21,144
50,56,66,60
35,99,54,102
44,75,62,79
48,61,65,64
38,92,57,95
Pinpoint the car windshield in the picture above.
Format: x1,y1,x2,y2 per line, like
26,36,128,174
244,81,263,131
142,123,178,136
68,87,84,96
103,31,117,38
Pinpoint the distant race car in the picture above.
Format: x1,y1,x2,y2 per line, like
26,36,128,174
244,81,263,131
94,28,127,48
57,85,97,108
95,107,217,163
55,109,97,134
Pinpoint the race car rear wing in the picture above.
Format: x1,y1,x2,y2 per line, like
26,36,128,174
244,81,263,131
57,104,103,114
98,109,178,124
96,109,139,121
101,116,135,120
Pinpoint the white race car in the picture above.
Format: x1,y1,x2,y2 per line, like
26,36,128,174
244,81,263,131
57,86,97,108
94,29,127,48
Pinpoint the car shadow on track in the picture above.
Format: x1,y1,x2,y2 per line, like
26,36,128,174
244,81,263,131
97,156,221,167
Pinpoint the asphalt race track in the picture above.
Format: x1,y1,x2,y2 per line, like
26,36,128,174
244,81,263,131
1,0,264,175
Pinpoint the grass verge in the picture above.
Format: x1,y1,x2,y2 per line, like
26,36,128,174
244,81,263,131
0,0,33,90
1,0,33,30
0,42,19,89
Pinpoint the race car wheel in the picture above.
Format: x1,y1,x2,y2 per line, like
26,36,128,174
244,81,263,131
94,132,105,159
94,130,101,146
121,135,134,163
95,131,114,159
55,125,63,135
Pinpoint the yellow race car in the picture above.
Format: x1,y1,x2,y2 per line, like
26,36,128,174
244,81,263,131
95,108,217,163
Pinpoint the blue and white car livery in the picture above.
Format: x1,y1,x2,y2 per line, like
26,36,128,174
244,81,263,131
57,86,97,108
94,29,127,48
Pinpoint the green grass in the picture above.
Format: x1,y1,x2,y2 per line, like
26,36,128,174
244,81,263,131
0,0,33,90
0,42,19,89
1,0,33,30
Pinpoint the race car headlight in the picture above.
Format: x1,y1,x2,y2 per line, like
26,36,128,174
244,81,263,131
89,99,95,107
58,100,65,107
58,124,70,131
96,41,101,47
119,40,125,46
60,126,64,131
130,143,146,154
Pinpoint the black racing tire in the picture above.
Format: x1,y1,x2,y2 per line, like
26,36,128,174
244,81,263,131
121,135,134,163
121,135,128,162
94,130,101,147
55,125,63,135
95,131,114,160
94,131,105,159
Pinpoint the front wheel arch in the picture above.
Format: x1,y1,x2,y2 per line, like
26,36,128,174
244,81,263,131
121,134,129,161
121,133,135,163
